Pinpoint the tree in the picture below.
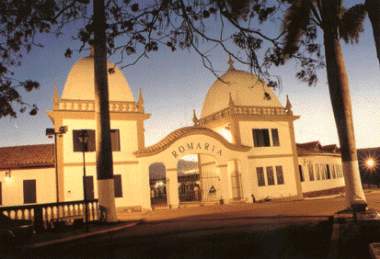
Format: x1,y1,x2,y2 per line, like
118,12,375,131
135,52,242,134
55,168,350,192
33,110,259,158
1,0,377,212
366,0,380,66
282,0,367,207
93,0,117,222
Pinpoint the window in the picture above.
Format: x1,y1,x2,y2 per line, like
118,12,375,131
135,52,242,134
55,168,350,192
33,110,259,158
326,165,331,179
253,129,270,147
83,176,94,200
320,164,326,180
23,179,36,204
271,129,280,146
73,129,120,152
299,165,305,182
332,165,337,179
266,167,275,185
0,181,2,205
114,174,123,197
275,166,284,185
73,129,96,152
308,163,315,181
111,129,121,151
256,167,265,186
315,164,321,180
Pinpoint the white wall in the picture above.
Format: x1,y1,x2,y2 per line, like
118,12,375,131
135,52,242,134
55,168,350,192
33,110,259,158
299,155,345,193
0,168,56,206
62,118,139,164
63,163,151,209
247,156,299,201
239,120,294,156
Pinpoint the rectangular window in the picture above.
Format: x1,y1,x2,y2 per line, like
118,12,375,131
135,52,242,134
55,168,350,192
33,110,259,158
253,129,270,147
111,129,121,151
73,129,96,152
332,165,337,179
326,165,331,179
266,167,275,185
320,164,326,180
114,174,123,197
23,179,36,204
308,163,315,181
256,167,265,186
83,176,94,200
299,165,305,182
315,164,321,180
275,166,284,185
271,129,280,146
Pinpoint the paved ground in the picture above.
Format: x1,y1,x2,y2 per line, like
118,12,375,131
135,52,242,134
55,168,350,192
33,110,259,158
119,189,380,223
8,190,380,258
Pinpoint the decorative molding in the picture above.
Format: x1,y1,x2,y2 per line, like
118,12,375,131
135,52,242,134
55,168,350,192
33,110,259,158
247,154,294,159
297,152,341,158
64,160,139,167
199,105,299,126
134,126,251,157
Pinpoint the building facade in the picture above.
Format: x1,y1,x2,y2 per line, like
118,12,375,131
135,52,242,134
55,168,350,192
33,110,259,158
0,55,345,210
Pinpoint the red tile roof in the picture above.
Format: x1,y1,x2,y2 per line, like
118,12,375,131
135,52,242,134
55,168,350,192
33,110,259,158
297,141,340,155
0,144,55,170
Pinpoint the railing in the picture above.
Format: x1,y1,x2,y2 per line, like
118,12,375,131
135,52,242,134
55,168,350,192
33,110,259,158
199,105,289,124
0,200,99,231
58,99,140,113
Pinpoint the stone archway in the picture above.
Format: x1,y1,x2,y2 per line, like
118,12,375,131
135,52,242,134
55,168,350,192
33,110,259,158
135,126,251,208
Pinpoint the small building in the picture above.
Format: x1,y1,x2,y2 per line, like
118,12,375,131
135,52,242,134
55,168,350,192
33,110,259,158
0,55,345,210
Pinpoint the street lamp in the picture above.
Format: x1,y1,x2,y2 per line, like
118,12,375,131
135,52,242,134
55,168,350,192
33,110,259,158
46,126,68,203
78,130,89,226
366,157,376,171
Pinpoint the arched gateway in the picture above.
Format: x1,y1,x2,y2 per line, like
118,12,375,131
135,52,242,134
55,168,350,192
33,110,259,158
135,127,251,209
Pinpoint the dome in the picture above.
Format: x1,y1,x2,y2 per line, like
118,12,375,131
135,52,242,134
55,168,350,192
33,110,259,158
61,56,134,102
201,68,282,118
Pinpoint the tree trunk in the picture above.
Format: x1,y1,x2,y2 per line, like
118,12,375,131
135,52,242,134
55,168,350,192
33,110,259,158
321,1,366,207
93,0,117,222
366,0,380,66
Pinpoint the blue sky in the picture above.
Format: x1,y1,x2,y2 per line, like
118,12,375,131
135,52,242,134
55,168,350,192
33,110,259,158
0,3,379,149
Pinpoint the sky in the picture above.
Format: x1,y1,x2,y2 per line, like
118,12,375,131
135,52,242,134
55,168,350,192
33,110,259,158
0,3,379,149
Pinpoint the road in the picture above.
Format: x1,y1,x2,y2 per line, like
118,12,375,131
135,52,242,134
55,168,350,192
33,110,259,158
17,191,380,258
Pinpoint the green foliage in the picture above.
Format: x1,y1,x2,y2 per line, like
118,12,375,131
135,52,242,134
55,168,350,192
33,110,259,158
340,4,366,44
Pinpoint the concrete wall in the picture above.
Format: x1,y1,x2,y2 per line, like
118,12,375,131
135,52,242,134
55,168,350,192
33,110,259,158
0,167,56,206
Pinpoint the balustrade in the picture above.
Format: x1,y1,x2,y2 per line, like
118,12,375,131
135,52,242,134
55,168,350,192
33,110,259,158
57,99,140,113
199,105,289,124
0,200,99,231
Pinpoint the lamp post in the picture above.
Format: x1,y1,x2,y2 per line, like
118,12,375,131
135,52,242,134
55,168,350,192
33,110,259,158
45,126,68,203
78,130,89,226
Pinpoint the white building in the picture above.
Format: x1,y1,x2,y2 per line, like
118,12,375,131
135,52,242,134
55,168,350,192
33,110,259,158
0,54,345,210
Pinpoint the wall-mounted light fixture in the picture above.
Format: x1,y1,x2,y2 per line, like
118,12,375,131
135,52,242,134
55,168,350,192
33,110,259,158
5,169,11,178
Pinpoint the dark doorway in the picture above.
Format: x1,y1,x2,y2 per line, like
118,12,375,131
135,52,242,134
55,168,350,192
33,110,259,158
23,179,36,204
149,163,167,207
83,176,94,200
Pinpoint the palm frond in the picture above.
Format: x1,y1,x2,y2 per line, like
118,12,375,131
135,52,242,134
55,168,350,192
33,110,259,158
282,0,313,56
339,4,366,44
